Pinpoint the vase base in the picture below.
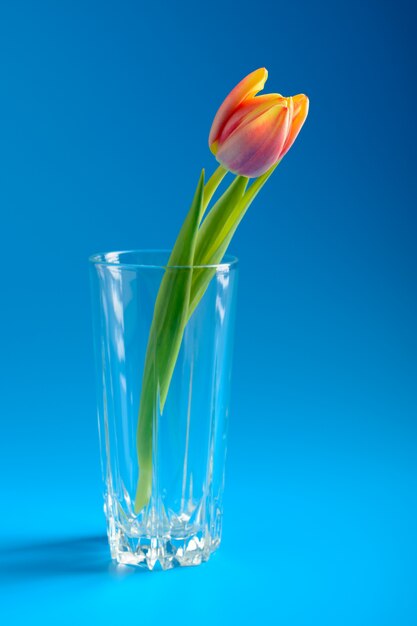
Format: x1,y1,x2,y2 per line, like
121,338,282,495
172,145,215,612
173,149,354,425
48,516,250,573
108,525,220,571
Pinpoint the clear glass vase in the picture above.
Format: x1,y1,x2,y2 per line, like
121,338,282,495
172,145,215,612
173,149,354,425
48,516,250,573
89,250,238,570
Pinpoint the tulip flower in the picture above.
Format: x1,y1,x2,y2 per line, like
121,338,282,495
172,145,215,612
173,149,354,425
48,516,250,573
209,68,309,178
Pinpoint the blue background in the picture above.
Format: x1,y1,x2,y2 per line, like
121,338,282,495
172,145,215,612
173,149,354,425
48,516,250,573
1,1,416,624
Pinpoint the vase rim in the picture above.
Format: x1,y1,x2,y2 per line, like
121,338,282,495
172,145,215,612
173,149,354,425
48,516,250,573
89,249,239,271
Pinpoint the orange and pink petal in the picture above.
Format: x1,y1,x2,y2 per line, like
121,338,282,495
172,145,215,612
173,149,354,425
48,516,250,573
216,104,290,177
209,68,268,148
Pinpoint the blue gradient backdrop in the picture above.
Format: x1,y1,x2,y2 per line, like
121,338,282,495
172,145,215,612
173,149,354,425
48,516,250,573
1,1,416,624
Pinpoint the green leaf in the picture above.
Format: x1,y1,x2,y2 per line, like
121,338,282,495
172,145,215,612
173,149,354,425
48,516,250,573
201,165,227,214
187,175,248,319
135,170,205,512
156,170,206,408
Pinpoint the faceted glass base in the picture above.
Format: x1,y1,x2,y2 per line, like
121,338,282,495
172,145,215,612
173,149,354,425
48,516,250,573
107,515,220,570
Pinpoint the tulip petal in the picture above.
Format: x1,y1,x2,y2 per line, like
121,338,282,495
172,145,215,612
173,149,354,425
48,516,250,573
218,94,285,145
216,104,290,178
279,94,309,159
209,68,268,149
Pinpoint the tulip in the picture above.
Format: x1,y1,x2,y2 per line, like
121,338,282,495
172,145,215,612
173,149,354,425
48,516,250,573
209,68,309,178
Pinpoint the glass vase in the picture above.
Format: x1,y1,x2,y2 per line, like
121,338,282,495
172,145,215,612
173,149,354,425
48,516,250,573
89,250,238,570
